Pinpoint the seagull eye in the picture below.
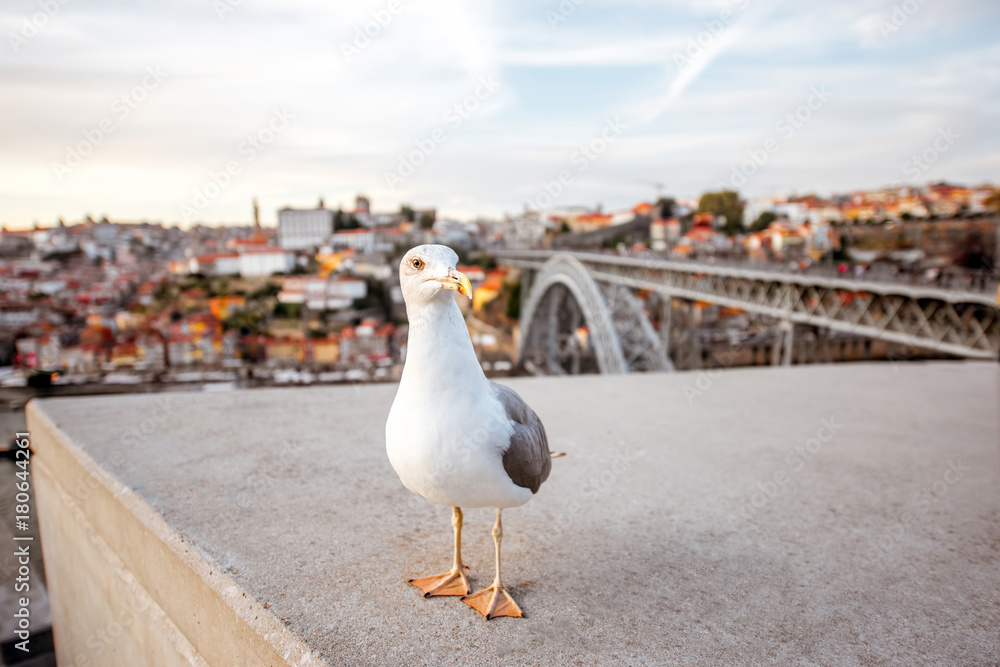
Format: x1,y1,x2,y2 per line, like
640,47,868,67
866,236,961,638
411,258,424,270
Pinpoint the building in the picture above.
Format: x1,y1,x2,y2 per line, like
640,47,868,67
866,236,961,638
238,248,294,277
0,303,38,328
503,214,547,248
456,264,486,284
208,295,246,321
190,253,240,276
305,338,340,364
331,230,378,253
278,277,367,310
569,212,614,234
432,219,472,247
261,338,305,366
472,268,509,313
338,320,394,364
650,220,668,252
278,203,334,250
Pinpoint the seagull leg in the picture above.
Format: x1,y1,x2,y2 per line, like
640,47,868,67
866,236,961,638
408,506,471,597
462,509,523,620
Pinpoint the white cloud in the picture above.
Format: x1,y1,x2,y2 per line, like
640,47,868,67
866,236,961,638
0,0,998,227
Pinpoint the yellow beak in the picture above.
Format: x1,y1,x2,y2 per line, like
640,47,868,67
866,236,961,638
435,269,472,299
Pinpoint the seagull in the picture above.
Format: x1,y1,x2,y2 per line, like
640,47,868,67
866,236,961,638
385,244,553,620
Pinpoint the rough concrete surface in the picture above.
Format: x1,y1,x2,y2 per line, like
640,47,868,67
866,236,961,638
30,362,1000,666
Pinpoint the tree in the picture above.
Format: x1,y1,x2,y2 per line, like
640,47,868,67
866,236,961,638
749,211,776,232
984,188,1000,213
250,282,280,299
352,279,391,318
419,211,435,230
504,281,521,321
698,190,744,235
655,197,677,219
272,302,301,320
400,205,416,223
224,310,264,335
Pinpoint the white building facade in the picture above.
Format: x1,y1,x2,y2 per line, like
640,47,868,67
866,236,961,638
278,207,335,250
238,249,294,277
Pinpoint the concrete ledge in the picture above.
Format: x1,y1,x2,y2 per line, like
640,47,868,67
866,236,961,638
26,362,1000,665
27,400,322,666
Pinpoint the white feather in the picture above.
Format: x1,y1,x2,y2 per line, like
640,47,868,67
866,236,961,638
385,245,533,509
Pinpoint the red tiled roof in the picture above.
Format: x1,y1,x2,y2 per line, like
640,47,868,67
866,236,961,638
197,253,239,262
576,213,613,223
239,247,288,255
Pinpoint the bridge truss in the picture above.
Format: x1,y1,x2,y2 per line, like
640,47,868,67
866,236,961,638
501,250,1000,371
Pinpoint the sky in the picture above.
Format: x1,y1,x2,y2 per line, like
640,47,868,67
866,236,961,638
1,0,999,229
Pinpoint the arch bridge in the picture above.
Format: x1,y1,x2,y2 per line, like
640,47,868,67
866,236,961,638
496,250,1000,374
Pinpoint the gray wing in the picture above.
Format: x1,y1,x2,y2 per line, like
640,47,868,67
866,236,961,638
491,381,551,494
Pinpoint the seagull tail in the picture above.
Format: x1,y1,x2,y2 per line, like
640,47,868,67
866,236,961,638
549,451,566,459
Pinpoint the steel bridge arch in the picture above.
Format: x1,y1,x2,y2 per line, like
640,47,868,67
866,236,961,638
518,254,629,374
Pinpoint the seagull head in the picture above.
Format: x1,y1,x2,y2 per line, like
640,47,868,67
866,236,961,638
399,244,472,307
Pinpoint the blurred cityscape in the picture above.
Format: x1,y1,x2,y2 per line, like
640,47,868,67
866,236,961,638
1,181,997,405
